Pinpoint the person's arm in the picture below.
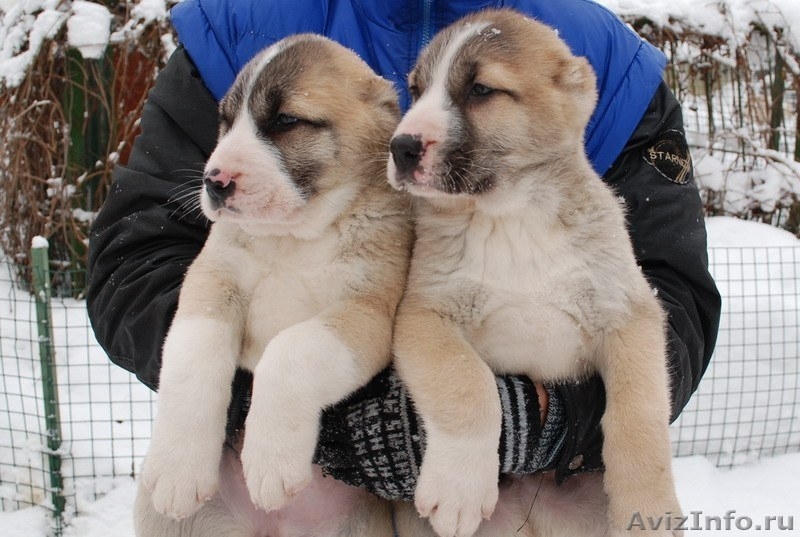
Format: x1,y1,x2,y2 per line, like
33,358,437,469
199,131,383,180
87,46,217,389
549,82,722,481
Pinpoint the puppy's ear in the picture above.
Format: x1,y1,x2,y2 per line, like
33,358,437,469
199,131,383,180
555,56,596,97
361,76,401,120
555,56,598,121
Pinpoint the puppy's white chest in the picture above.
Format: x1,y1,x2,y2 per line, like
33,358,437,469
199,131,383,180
452,212,570,293
447,214,592,379
236,234,349,369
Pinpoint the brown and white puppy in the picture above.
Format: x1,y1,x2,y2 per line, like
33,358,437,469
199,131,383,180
135,34,413,536
389,9,682,537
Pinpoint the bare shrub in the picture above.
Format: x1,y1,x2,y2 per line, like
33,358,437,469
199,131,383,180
0,2,172,294
625,7,800,234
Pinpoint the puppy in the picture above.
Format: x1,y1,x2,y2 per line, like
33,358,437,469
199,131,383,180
388,9,682,537
136,34,413,536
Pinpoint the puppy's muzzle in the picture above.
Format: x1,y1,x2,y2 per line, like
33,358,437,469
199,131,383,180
390,134,424,176
204,168,236,208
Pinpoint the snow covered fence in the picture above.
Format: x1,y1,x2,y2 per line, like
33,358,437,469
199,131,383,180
0,256,154,533
0,241,799,531
29,238,66,527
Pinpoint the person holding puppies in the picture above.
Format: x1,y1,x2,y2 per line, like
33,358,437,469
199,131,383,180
87,0,720,516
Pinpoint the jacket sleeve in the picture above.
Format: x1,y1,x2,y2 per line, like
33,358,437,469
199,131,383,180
551,82,722,481
86,46,218,390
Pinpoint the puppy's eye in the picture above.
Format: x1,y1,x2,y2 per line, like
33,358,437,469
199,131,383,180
470,83,495,98
408,84,420,101
275,113,299,128
256,112,313,139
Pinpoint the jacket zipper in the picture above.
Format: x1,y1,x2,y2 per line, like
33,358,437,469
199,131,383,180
420,0,434,49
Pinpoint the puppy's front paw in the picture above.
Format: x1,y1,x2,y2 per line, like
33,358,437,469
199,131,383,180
415,435,499,537
141,439,220,519
240,431,314,512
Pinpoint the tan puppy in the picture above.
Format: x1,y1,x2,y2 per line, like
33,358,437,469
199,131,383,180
136,35,412,536
388,9,682,537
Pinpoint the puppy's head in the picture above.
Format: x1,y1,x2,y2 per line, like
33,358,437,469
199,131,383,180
387,9,597,206
201,35,399,233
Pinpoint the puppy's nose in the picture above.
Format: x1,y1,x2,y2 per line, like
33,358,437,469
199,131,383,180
203,168,236,206
390,134,424,174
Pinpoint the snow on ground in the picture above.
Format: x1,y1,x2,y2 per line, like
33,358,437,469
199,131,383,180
1,216,798,536
674,454,799,533
706,215,800,247
671,217,800,469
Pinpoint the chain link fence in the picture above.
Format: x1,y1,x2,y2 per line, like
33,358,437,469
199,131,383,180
671,246,800,465
1,244,799,534
0,250,154,535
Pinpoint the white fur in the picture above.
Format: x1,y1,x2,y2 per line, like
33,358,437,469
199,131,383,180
415,421,501,537
432,23,489,97
207,223,354,371
143,318,239,518
388,22,488,192
239,182,361,240
434,208,597,380
240,319,363,511
244,41,287,95
201,116,304,224
143,213,386,520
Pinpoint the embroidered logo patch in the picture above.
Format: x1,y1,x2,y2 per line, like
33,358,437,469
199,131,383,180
643,129,693,185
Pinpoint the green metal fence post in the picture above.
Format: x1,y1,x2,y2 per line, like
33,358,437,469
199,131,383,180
31,237,65,534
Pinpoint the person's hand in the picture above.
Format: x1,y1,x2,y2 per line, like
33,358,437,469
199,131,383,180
535,383,549,425
225,366,562,501
314,369,561,500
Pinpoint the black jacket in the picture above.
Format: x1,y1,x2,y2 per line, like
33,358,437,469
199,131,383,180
86,47,721,483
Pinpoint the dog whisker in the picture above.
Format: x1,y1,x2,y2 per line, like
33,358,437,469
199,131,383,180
165,183,205,220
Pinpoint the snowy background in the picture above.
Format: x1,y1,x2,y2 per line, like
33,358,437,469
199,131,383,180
0,0,172,87
0,0,799,536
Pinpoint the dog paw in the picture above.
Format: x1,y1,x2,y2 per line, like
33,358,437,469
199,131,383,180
415,470,498,537
414,435,499,537
240,434,314,512
141,442,219,519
